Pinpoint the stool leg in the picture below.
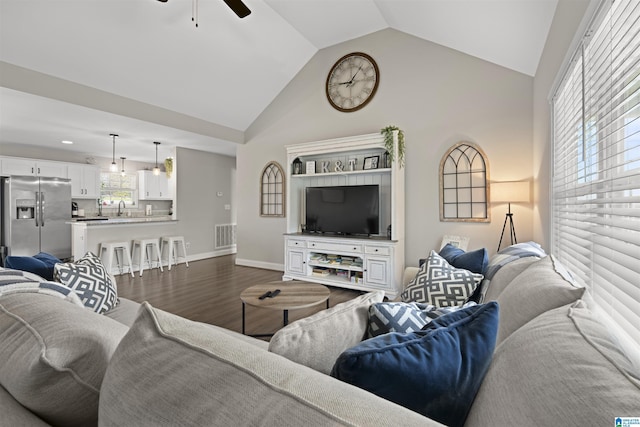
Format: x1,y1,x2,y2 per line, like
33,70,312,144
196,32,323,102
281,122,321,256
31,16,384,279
154,243,164,272
124,245,134,277
114,248,122,275
180,239,189,267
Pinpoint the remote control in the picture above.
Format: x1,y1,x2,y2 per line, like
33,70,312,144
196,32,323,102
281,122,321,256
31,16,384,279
258,291,272,300
269,289,281,298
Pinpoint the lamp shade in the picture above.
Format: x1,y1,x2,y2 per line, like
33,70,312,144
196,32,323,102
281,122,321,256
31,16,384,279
491,181,530,203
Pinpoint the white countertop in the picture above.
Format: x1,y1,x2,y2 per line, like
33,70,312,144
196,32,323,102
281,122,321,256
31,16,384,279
69,216,176,226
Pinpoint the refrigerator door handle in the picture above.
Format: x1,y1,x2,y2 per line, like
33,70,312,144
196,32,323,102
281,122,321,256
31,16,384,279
39,191,45,226
35,191,40,227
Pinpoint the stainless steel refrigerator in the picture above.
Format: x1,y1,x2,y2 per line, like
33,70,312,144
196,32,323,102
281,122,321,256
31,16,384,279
1,175,72,263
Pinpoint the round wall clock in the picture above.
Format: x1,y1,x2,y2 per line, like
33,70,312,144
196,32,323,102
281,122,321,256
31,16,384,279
326,52,379,112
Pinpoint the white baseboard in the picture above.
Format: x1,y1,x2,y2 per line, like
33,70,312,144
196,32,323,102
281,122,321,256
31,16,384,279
235,258,284,272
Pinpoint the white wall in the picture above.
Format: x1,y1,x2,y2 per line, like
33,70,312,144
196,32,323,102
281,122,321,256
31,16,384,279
238,28,535,269
532,0,592,249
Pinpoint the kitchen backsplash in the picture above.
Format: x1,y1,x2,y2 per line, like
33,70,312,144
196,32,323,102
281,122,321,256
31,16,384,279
73,199,172,218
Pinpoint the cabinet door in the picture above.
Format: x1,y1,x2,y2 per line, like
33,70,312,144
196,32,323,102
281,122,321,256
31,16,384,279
36,161,67,178
1,158,37,176
82,167,100,198
364,256,390,289
138,171,158,199
67,165,84,197
157,174,171,199
68,165,99,198
286,248,306,275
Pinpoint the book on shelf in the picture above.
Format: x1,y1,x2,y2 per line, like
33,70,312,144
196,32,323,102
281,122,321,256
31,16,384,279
312,268,330,277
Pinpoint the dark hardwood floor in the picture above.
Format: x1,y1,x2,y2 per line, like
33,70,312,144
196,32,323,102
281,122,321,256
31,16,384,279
115,255,363,339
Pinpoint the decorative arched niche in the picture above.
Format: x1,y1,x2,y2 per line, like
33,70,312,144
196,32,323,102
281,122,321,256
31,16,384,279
260,161,285,217
439,141,490,222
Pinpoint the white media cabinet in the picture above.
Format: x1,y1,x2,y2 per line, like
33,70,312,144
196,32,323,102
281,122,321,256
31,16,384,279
282,132,405,299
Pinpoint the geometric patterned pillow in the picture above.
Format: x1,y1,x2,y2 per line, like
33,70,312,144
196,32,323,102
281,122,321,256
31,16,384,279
401,251,484,308
367,301,477,338
53,252,118,314
367,302,444,338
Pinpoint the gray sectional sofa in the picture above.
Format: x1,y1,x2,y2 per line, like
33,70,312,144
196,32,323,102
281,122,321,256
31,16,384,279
1,253,639,426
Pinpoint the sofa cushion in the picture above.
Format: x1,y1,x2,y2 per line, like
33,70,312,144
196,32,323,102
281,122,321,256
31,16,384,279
495,255,585,343
483,256,538,301
0,384,51,427
401,251,483,307
54,251,119,314
0,292,128,427
331,302,498,427
268,290,384,374
99,302,439,427
367,301,474,338
466,300,640,426
438,243,488,274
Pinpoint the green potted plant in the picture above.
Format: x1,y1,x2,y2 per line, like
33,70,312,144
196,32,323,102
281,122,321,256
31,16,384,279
380,125,405,168
164,157,173,178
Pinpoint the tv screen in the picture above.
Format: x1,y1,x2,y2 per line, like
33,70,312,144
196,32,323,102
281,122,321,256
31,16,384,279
305,185,379,236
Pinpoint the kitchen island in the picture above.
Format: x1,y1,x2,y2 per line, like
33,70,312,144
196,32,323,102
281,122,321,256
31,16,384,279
70,216,178,270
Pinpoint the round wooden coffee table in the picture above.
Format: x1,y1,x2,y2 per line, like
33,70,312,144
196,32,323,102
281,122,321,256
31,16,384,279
240,281,330,337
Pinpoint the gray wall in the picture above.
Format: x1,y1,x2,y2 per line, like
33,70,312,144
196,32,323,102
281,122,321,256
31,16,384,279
174,146,236,258
237,28,536,269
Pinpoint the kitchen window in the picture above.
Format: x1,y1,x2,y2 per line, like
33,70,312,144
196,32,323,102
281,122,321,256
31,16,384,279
100,172,137,208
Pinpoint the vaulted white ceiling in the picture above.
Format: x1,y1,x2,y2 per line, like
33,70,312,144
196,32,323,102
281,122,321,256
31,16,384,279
0,0,558,163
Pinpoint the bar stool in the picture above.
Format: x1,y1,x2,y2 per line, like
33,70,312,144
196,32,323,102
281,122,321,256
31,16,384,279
99,241,134,277
160,236,189,270
132,238,164,276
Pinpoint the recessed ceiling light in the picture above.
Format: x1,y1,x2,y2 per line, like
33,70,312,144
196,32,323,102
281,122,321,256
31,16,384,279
61,140,73,144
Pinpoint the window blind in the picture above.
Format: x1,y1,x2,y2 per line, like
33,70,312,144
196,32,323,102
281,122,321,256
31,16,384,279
552,0,640,346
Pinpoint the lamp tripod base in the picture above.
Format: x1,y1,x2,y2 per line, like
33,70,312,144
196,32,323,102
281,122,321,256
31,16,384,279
497,203,518,252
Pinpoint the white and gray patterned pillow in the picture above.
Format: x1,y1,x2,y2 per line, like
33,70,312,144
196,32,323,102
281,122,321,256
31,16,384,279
0,268,83,306
367,301,477,338
401,251,483,307
54,252,118,314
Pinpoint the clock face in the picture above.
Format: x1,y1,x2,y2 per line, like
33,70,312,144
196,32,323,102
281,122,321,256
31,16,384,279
326,52,379,112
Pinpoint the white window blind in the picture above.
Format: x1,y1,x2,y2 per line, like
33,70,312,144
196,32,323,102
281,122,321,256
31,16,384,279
552,0,640,346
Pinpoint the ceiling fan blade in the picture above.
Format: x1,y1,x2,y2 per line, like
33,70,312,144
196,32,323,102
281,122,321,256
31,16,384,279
223,0,251,18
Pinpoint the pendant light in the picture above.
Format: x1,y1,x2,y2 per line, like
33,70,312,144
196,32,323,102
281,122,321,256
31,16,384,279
120,157,126,177
153,141,161,176
109,133,119,172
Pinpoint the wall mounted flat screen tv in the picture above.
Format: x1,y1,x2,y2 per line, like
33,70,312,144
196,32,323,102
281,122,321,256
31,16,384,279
305,185,379,236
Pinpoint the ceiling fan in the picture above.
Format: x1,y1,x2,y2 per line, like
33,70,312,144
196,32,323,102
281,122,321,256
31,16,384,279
157,0,251,19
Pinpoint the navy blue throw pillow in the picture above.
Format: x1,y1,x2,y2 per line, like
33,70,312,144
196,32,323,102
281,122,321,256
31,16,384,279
439,243,488,275
4,256,51,280
331,302,499,427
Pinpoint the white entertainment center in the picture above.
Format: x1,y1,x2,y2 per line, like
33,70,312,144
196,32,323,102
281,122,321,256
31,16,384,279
282,131,405,299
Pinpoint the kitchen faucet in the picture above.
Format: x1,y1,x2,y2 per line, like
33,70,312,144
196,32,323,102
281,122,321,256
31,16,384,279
118,200,125,216
97,198,103,217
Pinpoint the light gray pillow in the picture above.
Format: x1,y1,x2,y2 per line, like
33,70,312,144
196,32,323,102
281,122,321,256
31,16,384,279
268,290,384,374
0,293,128,427
496,255,585,343
466,300,640,426
99,301,438,427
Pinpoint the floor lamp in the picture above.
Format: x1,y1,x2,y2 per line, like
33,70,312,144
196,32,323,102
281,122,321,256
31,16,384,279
492,181,531,252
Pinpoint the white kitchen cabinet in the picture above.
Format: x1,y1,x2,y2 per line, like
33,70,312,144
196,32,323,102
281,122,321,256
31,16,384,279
138,170,172,200
68,164,100,198
1,157,67,178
